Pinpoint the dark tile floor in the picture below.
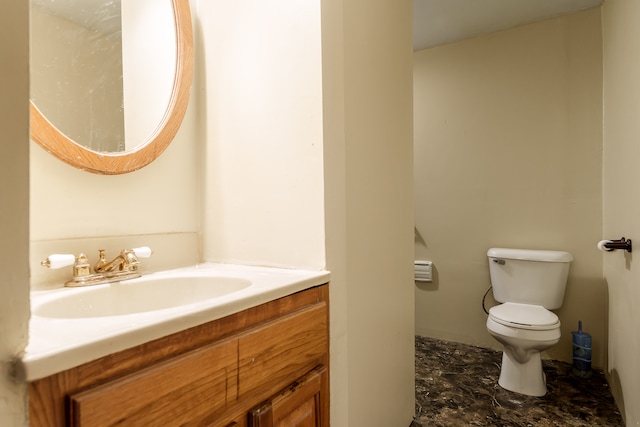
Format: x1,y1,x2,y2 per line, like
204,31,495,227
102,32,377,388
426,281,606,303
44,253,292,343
411,336,625,427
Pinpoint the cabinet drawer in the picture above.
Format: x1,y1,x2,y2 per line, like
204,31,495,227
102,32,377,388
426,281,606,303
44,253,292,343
238,302,328,399
69,338,238,426
249,365,327,427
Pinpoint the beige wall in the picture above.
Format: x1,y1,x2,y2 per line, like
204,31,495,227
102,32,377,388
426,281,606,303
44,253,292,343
0,0,30,424
196,0,326,270
30,106,200,243
602,0,640,424
323,0,416,425
414,8,605,366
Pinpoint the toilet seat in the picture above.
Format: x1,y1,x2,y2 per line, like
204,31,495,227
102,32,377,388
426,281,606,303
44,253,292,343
489,303,560,331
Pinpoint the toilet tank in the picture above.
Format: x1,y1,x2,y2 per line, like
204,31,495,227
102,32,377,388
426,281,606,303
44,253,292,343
487,248,573,310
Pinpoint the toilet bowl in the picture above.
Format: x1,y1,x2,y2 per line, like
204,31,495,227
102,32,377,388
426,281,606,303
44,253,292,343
485,248,572,397
486,302,561,396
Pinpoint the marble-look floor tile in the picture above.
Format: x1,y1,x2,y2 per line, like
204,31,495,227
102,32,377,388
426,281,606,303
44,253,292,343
413,336,624,427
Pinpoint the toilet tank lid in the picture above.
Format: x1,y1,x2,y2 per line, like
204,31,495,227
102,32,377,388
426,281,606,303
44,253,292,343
487,248,573,262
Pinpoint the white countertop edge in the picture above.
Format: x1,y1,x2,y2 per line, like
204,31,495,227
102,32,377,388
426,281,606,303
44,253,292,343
18,263,330,382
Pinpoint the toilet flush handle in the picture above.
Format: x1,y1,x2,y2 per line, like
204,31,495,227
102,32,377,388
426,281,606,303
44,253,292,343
493,258,506,265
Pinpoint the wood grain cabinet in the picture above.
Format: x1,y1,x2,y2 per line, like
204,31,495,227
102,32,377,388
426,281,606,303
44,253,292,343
29,285,329,427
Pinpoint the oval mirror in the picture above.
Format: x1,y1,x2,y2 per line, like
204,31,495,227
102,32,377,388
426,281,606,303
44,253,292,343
29,0,193,175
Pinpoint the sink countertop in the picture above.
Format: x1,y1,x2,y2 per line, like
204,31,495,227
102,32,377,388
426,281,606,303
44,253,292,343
19,263,330,382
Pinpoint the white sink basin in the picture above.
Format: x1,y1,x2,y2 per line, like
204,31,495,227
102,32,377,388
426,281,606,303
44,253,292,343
33,275,252,318
22,263,330,382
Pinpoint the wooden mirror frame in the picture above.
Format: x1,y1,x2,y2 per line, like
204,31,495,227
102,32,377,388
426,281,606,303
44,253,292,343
30,0,193,175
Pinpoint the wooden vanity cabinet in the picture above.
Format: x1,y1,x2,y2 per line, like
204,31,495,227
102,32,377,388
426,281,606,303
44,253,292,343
29,285,329,427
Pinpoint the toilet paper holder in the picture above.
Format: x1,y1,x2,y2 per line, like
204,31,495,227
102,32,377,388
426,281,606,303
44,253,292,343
599,237,632,253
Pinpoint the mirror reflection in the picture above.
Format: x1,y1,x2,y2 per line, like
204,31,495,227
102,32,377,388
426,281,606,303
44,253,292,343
30,0,176,154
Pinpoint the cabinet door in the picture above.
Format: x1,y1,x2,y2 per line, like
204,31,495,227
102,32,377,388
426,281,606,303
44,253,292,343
248,365,327,427
69,338,238,426
239,302,328,399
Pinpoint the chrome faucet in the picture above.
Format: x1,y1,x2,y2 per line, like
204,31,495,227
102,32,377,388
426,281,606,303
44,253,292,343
41,247,152,287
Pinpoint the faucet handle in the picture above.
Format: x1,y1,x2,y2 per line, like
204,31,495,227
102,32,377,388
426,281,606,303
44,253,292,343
42,253,92,279
41,254,76,269
132,246,153,259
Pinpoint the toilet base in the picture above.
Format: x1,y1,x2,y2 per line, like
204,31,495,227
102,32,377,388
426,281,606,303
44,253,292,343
498,350,547,397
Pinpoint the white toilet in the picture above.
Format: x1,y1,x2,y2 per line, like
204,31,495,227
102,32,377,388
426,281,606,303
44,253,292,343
485,248,573,397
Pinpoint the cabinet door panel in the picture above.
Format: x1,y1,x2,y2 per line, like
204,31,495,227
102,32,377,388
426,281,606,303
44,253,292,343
248,365,326,427
239,302,327,398
69,339,238,426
